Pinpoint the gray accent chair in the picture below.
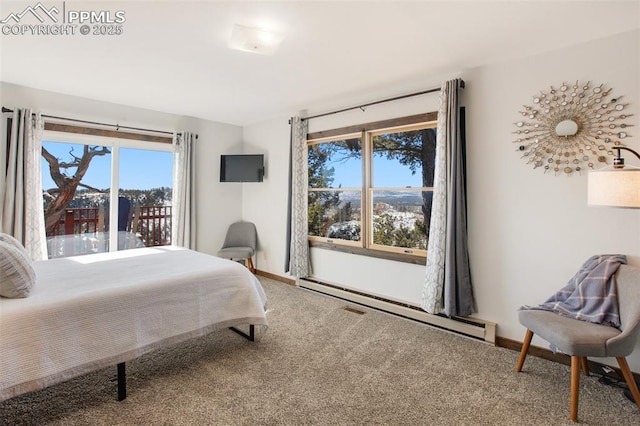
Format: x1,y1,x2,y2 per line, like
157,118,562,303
217,221,257,273
516,264,640,422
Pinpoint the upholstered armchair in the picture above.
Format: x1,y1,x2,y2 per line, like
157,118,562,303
217,221,257,273
516,264,640,422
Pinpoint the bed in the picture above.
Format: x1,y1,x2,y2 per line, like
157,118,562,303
0,245,268,402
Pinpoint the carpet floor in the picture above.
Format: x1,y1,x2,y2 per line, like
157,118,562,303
1,277,638,425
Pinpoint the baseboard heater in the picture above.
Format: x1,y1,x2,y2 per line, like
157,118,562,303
299,278,496,344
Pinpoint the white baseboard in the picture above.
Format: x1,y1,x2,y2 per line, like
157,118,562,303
299,279,496,344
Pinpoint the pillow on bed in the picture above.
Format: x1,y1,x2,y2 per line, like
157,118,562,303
0,240,36,298
0,233,29,257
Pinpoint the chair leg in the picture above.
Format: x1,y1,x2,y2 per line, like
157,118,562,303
570,356,580,422
580,357,590,376
616,357,640,411
247,257,255,273
516,329,533,372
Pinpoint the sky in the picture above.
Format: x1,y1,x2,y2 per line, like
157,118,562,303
41,141,173,191
41,141,422,191
329,155,424,188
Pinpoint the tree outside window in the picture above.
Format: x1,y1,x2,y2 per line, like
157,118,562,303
307,117,436,257
42,139,173,258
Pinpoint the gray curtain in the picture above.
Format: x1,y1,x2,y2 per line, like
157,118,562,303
285,116,310,280
172,132,196,249
0,108,47,260
284,119,294,272
422,79,474,317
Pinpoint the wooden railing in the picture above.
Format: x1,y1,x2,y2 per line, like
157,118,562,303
51,205,172,247
58,207,101,235
136,206,172,247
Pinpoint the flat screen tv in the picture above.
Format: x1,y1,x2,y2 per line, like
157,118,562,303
220,154,265,182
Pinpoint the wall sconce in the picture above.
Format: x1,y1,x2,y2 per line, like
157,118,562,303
588,147,640,208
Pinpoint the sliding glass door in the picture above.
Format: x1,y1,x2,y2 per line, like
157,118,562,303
119,147,173,248
41,133,173,258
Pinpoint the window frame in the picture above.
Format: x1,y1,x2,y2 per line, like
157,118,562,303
306,112,437,263
307,132,363,247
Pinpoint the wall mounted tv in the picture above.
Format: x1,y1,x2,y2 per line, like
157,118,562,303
220,154,265,183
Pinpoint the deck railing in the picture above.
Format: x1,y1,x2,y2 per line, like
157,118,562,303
136,206,172,247
51,205,172,247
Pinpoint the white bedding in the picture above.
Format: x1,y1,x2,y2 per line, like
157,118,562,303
0,246,268,401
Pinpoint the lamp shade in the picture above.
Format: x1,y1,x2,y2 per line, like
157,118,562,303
587,167,640,208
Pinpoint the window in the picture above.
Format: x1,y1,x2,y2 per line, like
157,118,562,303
308,135,362,245
42,132,173,259
307,113,437,259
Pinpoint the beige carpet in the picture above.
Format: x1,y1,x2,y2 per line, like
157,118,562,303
1,277,638,425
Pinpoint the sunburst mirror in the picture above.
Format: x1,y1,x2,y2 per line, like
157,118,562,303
513,81,633,175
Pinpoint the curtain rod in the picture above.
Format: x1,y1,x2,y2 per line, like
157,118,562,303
301,80,465,122
1,106,193,138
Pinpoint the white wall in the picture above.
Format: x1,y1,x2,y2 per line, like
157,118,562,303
466,29,640,370
0,82,244,255
242,117,290,273
242,29,640,371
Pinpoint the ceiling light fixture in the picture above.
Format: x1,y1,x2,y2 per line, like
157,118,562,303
228,24,284,56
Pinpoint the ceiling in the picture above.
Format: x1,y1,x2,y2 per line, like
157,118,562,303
1,1,639,126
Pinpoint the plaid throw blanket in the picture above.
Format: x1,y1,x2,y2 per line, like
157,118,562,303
522,254,626,328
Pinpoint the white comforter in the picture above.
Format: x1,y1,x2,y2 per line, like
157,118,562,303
0,246,268,401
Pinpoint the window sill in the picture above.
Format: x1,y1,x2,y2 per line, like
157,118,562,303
309,240,426,265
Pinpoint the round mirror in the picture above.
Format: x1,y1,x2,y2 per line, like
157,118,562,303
555,119,579,136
